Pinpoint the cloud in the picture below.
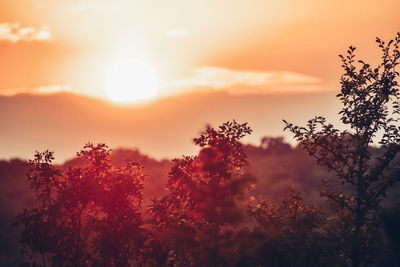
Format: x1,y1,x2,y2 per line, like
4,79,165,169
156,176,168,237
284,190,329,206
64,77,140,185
1,85,72,96
166,29,192,37
33,85,72,94
162,67,322,94
0,23,51,43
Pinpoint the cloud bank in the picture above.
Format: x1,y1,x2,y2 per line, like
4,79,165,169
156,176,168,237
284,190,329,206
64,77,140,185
163,67,322,94
0,23,51,43
1,85,71,96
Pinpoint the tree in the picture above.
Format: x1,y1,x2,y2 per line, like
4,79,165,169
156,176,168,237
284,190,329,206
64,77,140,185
151,120,254,266
260,137,291,152
284,33,400,266
15,143,148,267
246,188,335,266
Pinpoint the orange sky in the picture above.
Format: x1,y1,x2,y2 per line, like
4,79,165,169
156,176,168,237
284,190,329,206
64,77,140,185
0,0,399,100
1,0,400,161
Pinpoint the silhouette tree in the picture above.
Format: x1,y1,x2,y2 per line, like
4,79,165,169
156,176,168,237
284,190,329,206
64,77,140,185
15,143,148,267
260,137,291,153
246,188,337,266
151,120,254,266
284,33,400,266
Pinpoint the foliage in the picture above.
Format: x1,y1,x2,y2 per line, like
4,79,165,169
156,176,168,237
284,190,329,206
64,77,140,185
284,33,400,266
260,137,291,153
15,143,148,266
150,120,254,266
245,188,337,266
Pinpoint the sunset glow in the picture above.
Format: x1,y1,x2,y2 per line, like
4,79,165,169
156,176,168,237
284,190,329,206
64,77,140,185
2,1,400,266
1,0,399,160
105,59,158,103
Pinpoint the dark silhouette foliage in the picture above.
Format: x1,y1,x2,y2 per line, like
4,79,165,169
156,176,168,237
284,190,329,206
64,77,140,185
16,144,148,266
284,33,400,266
150,121,254,266
245,189,331,266
260,137,291,153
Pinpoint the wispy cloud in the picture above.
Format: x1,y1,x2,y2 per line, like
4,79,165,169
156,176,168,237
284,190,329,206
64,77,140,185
163,67,322,94
166,29,192,37
1,85,72,96
34,85,72,94
0,23,51,43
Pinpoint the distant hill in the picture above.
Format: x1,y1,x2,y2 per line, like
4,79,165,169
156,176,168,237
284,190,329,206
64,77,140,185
0,90,340,162
0,159,32,266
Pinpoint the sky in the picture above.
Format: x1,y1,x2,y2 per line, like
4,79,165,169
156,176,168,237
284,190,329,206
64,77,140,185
1,0,400,161
0,0,399,100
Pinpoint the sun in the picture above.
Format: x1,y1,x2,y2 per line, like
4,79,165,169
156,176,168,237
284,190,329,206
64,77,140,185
105,59,158,103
